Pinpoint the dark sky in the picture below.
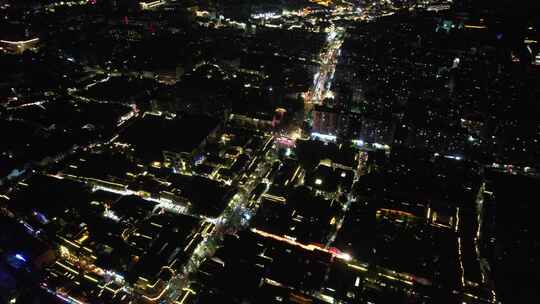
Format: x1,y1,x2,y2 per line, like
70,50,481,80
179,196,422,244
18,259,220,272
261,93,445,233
476,0,540,19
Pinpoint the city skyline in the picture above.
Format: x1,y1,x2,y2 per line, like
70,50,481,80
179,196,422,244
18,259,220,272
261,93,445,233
0,1,538,303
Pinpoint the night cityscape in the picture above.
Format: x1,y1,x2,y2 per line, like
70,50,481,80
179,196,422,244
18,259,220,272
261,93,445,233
0,0,539,303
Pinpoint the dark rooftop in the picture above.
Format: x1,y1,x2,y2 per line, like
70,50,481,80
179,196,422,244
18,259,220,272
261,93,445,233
119,113,220,162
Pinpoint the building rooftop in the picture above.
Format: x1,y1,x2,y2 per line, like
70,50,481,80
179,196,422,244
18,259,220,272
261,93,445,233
119,113,220,162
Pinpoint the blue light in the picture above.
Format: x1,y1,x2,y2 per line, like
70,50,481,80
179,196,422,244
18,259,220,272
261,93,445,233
15,254,27,262
285,148,292,157
311,132,337,142
34,211,49,224
352,139,364,147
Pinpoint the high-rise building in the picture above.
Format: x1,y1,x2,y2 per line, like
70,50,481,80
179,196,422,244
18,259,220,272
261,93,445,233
312,105,338,136
311,105,349,140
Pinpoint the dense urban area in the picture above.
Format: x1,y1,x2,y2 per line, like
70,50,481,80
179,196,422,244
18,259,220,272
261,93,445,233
1,0,539,303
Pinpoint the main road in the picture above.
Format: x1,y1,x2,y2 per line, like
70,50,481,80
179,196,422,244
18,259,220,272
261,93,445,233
161,6,348,304
305,25,344,111
162,137,276,303
287,23,345,141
